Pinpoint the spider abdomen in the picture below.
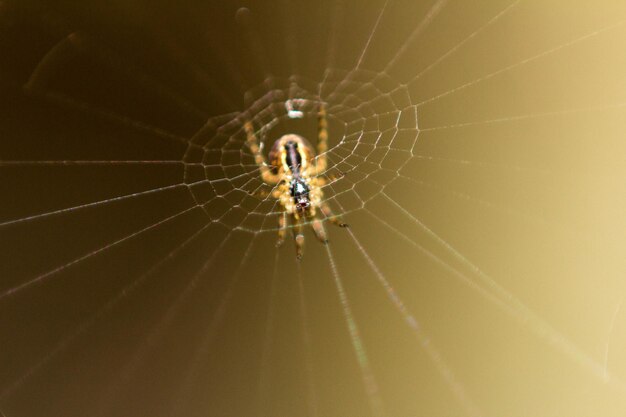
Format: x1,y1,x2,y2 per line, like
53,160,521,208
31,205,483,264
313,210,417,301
268,134,315,172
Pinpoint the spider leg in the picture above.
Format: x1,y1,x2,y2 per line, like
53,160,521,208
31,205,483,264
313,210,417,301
321,202,348,228
248,187,269,199
276,212,287,247
271,186,283,199
317,103,329,154
311,103,328,176
293,215,305,260
244,121,280,185
324,170,345,183
311,215,329,244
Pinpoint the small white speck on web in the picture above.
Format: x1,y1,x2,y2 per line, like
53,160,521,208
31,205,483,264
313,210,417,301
285,99,305,118
288,109,303,118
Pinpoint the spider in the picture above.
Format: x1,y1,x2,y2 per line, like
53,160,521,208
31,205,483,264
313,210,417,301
244,103,347,259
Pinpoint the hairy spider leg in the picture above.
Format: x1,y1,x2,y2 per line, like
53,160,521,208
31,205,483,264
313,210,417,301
244,121,280,185
321,202,348,228
311,217,328,244
323,171,345,183
276,212,288,247
293,216,305,260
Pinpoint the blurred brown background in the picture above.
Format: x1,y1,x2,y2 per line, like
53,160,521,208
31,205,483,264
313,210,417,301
1,1,626,416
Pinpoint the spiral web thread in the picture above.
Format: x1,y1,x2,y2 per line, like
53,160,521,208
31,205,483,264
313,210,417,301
183,69,418,234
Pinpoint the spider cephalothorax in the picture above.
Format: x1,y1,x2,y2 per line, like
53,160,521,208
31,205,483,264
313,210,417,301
245,104,347,259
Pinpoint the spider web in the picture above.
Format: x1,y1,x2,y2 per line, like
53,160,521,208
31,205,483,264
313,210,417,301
183,69,416,233
1,1,626,417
